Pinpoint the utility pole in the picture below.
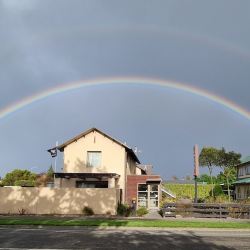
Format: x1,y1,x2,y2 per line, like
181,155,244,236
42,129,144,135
193,144,199,203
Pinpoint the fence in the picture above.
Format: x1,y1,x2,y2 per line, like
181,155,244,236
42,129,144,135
162,203,250,219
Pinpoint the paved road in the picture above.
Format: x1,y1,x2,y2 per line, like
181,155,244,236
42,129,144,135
0,226,249,250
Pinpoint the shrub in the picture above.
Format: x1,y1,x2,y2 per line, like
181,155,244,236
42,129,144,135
158,209,164,217
117,203,131,217
82,206,94,216
211,184,224,197
14,180,35,187
160,197,176,208
136,207,148,217
197,198,206,203
106,211,112,215
18,208,27,215
204,194,228,203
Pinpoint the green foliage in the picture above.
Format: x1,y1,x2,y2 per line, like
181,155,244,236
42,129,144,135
164,183,213,199
46,165,54,181
160,197,176,208
136,207,148,217
2,169,36,186
199,147,241,200
204,195,228,203
217,148,241,201
82,206,94,216
199,147,221,196
158,209,164,217
199,147,219,168
14,180,35,187
197,174,217,184
212,184,224,196
117,203,131,217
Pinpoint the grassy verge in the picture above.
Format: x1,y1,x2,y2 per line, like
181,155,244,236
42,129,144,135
0,218,249,229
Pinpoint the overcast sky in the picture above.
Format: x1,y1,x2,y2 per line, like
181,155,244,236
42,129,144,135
0,0,250,180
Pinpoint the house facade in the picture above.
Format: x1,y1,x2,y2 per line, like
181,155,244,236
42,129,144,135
50,128,162,210
235,156,250,200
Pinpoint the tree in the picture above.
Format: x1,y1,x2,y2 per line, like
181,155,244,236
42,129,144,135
199,147,219,196
35,166,54,187
197,174,217,184
217,148,241,201
2,169,36,186
47,165,54,182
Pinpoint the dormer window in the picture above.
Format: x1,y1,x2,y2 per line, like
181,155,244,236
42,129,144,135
87,151,102,167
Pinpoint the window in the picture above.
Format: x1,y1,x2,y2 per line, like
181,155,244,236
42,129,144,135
87,151,101,167
238,167,244,176
245,165,250,175
137,184,159,208
76,181,108,188
138,184,148,208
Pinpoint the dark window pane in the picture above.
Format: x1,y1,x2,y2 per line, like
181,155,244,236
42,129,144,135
138,184,147,191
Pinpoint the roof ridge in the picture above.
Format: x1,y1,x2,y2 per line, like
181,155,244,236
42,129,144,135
50,127,140,163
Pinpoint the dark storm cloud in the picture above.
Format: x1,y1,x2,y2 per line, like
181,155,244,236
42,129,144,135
0,0,250,178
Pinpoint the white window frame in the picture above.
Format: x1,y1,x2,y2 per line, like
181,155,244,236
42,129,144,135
87,151,102,168
137,183,159,209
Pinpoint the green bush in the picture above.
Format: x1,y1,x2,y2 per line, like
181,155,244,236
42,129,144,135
158,209,164,217
14,180,35,187
117,203,131,217
136,207,148,217
204,195,228,203
2,169,36,186
82,206,94,216
212,184,224,196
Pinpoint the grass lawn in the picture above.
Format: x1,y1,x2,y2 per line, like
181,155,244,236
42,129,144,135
0,217,249,229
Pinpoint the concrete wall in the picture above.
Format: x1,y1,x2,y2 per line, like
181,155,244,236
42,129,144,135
63,130,126,201
0,187,120,215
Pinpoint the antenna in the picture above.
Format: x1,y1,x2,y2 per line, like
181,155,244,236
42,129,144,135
134,146,142,154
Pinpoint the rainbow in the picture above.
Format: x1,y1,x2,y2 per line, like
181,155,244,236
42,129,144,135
0,77,250,120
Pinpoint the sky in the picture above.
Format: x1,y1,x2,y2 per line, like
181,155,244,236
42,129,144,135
0,0,250,180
